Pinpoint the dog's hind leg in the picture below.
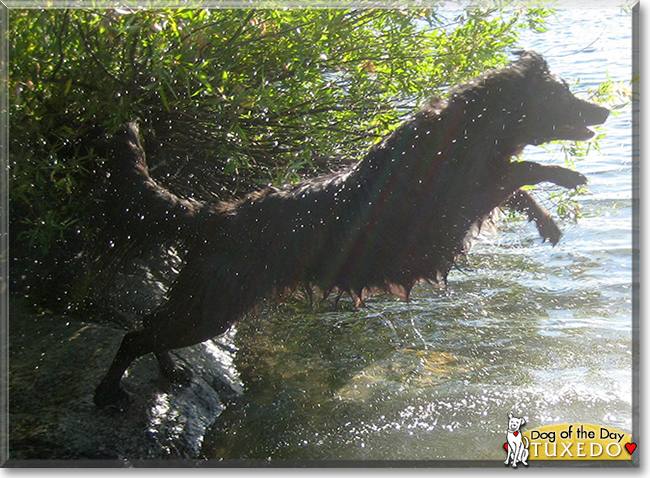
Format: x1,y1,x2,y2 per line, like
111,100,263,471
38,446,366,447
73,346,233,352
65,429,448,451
503,190,562,245
156,351,193,385
520,449,529,466
94,329,155,409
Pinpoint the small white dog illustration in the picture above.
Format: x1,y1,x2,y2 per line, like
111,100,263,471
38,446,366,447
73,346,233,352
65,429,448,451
504,413,529,468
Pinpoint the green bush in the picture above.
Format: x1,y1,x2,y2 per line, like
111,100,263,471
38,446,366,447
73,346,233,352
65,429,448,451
9,7,551,308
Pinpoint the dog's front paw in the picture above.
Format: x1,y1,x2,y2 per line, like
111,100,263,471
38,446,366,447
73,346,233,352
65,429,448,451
535,214,562,246
555,169,587,190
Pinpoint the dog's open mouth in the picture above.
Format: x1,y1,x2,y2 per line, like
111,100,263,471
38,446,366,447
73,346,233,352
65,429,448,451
556,105,610,141
555,99,611,141
559,123,598,141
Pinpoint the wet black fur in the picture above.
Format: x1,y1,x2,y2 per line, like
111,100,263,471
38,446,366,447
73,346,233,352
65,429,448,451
94,51,609,408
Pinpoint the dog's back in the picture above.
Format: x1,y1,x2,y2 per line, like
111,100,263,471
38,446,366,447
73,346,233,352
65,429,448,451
95,52,608,408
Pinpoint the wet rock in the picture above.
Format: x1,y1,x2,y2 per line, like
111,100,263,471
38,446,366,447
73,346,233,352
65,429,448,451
86,252,184,330
9,302,242,460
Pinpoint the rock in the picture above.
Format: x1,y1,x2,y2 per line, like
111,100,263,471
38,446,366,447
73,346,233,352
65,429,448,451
8,302,242,460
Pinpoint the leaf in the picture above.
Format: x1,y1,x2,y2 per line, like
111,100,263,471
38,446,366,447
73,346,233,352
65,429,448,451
158,85,170,112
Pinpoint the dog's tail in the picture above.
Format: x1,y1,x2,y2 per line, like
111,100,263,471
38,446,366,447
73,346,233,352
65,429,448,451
96,121,212,263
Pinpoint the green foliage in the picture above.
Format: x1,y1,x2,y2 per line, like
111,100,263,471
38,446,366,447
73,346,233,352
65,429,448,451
9,7,551,306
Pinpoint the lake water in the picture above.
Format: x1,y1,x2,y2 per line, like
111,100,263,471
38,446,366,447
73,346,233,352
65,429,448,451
201,8,636,462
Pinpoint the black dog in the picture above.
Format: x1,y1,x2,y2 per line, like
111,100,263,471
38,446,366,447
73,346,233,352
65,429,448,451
94,51,608,408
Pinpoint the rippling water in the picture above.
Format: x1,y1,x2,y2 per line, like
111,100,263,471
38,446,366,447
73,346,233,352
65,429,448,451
202,8,635,461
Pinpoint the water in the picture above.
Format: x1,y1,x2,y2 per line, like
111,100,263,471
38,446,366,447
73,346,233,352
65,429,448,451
202,9,635,461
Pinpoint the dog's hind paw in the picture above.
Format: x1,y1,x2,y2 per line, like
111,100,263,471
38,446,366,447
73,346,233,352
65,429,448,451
94,384,131,411
156,352,194,386
164,364,194,386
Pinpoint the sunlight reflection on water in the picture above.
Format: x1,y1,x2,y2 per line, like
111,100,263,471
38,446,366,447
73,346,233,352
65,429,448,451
202,8,634,461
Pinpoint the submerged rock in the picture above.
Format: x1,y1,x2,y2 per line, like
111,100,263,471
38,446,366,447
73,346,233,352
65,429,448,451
9,302,241,461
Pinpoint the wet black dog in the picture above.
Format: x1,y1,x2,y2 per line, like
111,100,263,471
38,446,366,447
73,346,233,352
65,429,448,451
94,51,608,408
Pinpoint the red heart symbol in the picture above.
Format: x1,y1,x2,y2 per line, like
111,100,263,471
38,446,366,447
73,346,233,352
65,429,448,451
504,443,508,451
514,431,519,436
625,443,637,455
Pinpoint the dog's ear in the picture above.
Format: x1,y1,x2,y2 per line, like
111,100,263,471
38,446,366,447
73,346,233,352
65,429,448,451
521,417,527,426
508,412,513,419
513,50,548,76
421,96,444,114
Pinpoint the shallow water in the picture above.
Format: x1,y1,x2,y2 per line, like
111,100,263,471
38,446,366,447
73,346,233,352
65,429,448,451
202,8,635,461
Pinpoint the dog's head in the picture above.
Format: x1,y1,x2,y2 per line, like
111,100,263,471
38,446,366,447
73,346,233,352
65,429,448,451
511,51,610,145
508,412,526,432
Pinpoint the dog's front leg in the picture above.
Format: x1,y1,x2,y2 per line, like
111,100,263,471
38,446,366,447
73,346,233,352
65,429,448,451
513,443,523,467
500,161,587,192
503,189,562,245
